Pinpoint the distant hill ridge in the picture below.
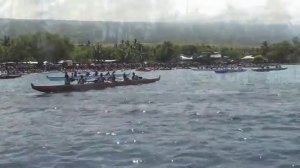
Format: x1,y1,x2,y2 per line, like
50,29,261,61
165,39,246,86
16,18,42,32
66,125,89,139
0,18,299,46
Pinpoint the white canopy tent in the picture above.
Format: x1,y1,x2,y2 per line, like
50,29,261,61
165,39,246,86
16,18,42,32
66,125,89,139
180,55,193,60
241,55,255,60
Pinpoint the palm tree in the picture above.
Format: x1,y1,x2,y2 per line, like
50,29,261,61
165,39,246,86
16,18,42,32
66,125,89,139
261,41,269,57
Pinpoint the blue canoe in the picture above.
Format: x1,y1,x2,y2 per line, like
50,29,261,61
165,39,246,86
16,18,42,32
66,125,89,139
252,67,287,72
47,73,131,81
215,69,247,74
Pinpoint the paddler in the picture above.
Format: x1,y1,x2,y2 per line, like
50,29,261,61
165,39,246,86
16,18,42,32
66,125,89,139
64,72,71,85
100,73,105,82
123,72,129,81
74,71,77,77
111,74,116,82
96,73,105,83
132,72,139,80
78,75,86,84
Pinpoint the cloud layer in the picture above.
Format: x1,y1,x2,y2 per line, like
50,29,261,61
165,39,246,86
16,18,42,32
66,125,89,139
0,0,299,24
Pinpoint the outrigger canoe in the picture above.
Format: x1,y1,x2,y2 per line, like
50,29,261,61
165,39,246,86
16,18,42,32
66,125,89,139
136,68,152,72
192,68,216,72
176,67,191,69
0,74,22,79
159,68,172,70
252,67,287,72
31,76,160,93
215,69,247,74
46,73,131,81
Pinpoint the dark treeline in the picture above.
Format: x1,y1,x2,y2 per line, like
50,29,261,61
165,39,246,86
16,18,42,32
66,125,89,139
0,32,300,64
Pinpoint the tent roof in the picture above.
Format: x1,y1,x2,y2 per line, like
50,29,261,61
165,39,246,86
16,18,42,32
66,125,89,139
241,55,255,60
180,55,193,60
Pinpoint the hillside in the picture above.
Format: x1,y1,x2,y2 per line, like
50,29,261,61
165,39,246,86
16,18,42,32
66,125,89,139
0,19,299,46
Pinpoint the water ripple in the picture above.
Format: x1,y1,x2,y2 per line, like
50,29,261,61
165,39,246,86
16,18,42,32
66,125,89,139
1,67,300,167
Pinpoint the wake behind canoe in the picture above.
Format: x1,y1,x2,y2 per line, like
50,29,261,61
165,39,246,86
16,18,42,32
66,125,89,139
32,76,160,93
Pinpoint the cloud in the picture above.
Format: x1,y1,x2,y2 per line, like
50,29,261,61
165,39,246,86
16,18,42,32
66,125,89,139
175,0,293,24
4,0,176,22
263,0,291,24
0,0,297,24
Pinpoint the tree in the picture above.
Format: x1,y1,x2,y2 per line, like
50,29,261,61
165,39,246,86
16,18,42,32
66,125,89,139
181,45,197,55
267,41,292,63
253,55,265,64
7,33,73,64
92,43,103,62
72,45,92,63
155,41,175,62
221,47,241,60
292,37,300,45
261,41,269,57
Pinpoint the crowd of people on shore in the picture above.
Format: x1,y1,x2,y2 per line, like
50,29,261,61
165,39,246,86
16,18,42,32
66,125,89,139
0,63,45,75
0,62,280,76
63,62,270,72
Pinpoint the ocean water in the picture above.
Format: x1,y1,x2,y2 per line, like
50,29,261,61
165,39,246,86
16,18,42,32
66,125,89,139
0,66,300,168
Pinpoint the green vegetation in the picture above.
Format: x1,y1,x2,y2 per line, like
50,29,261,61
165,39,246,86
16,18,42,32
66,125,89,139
0,32,300,64
253,55,265,64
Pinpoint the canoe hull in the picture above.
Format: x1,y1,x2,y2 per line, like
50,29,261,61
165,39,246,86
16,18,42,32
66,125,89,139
136,69,152,72
215,69,247,73
159,68,172,70
32,76,160,93
0,75,22,79
252,67,287,72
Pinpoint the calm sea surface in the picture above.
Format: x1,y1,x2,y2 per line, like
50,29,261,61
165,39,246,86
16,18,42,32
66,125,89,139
0,66,300,168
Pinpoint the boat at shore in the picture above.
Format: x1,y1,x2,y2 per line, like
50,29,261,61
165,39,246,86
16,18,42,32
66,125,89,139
192,68,216,71
136,68,152,72
252,67,287,72
0,74,22,79
159,68,172,70
176,67,191,69
46,73,131,81
32,76,160,93
215,69,247,74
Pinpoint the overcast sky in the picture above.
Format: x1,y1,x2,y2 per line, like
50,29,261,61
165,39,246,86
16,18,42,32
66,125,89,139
0,0,299,24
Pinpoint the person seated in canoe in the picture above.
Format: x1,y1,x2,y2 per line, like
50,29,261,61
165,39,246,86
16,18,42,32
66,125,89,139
275,64,281,69
65,73,71,85
86,71,90,77
94,71,98,76
111,74,116,82
95,73,105,83
132,72,137,80
74,71,77,77
78,75,86,84
132,72,141,80
123,72,129,81
64,72,69,78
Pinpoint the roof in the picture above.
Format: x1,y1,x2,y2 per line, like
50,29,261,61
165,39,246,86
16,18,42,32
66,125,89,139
180,55,193,60
241,55,255,60
210,54,222,58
